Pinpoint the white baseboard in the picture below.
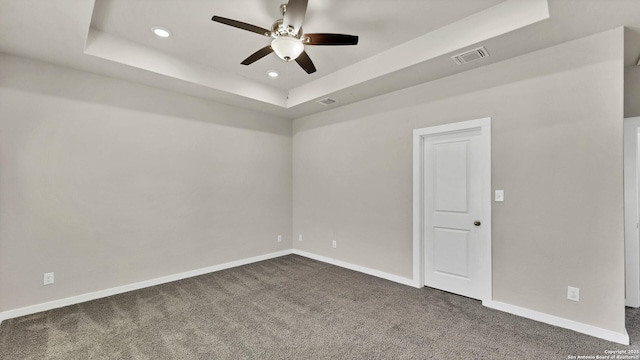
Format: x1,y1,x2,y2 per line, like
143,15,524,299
484,300,629,345
292,249,417,288
1,249,629,346
0,249,293,325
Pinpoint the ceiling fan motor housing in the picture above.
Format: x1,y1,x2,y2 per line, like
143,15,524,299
271,19,302,38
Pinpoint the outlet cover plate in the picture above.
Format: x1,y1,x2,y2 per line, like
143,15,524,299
43,272,54,285
567,286,580,301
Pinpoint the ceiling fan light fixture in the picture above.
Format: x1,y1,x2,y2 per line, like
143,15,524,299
271,36,304,61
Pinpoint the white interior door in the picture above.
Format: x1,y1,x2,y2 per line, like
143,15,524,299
413,118,491,302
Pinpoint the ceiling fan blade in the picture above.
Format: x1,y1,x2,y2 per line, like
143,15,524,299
303,33,359,46
241,46,274,65
212,16,271,37
295,51,316,74
283,0,308,34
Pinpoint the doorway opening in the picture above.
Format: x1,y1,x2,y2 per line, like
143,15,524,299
624,116,640,308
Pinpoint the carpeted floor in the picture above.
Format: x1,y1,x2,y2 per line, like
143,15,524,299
0,254,638,359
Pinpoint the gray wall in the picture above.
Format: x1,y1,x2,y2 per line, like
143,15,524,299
0,55,293,312
293,28,625,333
0,27,627,336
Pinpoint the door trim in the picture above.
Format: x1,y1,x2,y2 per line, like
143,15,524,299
624,117,640,308
412,117,492,302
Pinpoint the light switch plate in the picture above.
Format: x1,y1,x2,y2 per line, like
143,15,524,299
495,190,504,202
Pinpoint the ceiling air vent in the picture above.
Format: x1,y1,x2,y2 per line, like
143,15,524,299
451,46,490,65
317,98,337,106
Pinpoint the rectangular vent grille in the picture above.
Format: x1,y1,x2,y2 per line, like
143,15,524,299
317,98,337,106
451,47,489,65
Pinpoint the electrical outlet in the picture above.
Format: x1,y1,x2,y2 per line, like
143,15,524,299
277,235,282,243
299,234,303,241
332,240,337,249
567,286,580,302
43,272,54,285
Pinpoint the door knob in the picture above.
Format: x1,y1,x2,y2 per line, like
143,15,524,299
474,221,481,226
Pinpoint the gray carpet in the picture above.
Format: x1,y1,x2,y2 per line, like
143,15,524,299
0,255,638,359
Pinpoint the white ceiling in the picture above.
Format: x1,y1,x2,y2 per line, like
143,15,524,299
2,0,640,119
90,0,505,91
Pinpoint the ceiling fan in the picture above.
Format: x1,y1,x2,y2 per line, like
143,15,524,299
211,0,358,74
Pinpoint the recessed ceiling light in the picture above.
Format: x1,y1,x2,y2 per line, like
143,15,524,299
151,26,171,38
267,70,279,78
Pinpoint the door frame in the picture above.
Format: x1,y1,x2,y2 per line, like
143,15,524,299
624,117,640,308
412,117,492,303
